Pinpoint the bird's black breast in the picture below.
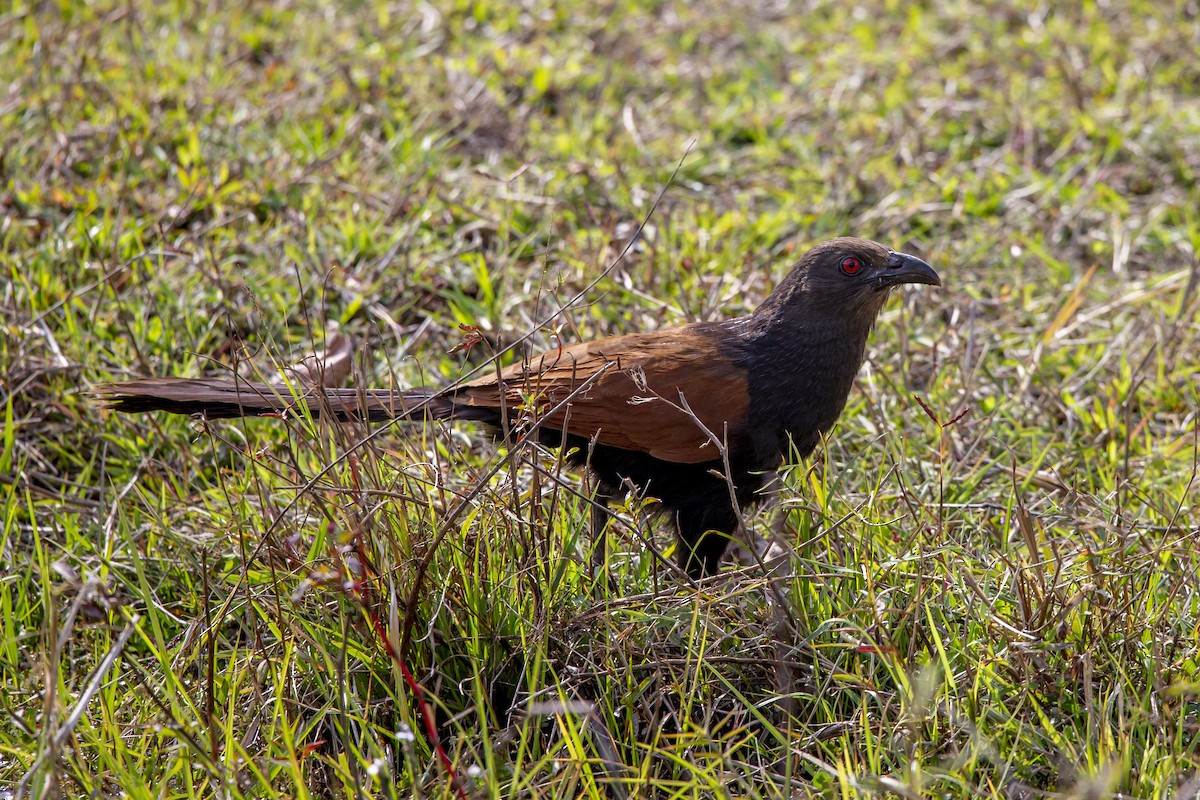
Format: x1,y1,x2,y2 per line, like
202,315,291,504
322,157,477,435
742,325,869,465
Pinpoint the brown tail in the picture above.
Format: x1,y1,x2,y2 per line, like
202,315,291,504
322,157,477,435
96,377,457,423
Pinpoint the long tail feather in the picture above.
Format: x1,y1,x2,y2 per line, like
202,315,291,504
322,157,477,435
96,377,456,422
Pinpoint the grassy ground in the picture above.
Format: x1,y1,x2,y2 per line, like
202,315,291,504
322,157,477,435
4,0,1200,796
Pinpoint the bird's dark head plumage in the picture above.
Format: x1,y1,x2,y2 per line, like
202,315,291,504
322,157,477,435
754,236,940,328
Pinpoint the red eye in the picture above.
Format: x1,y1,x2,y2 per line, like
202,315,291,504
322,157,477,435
840,256,862,275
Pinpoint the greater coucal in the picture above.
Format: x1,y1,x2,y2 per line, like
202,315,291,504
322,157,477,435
99,237,940,578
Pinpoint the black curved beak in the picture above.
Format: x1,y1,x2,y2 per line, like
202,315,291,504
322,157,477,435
877,251,941,290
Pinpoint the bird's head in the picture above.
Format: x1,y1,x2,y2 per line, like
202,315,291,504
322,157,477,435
758,237,941,328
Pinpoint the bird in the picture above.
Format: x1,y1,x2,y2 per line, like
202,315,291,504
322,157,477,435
98,237,940,579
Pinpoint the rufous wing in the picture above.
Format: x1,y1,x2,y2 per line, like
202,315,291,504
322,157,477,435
449,327,749,464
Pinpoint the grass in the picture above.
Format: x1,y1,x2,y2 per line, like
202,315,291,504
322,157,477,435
3,0,1200,796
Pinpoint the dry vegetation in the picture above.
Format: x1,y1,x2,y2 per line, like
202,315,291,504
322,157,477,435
3,0,1200,797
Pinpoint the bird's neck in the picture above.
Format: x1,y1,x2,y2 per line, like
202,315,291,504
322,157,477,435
744,300,877,357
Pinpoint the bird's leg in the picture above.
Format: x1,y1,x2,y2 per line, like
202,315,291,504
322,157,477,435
676,523,731,579
589,497,613,569
587,482,619,575
675,504,740,580
587,491,625,595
